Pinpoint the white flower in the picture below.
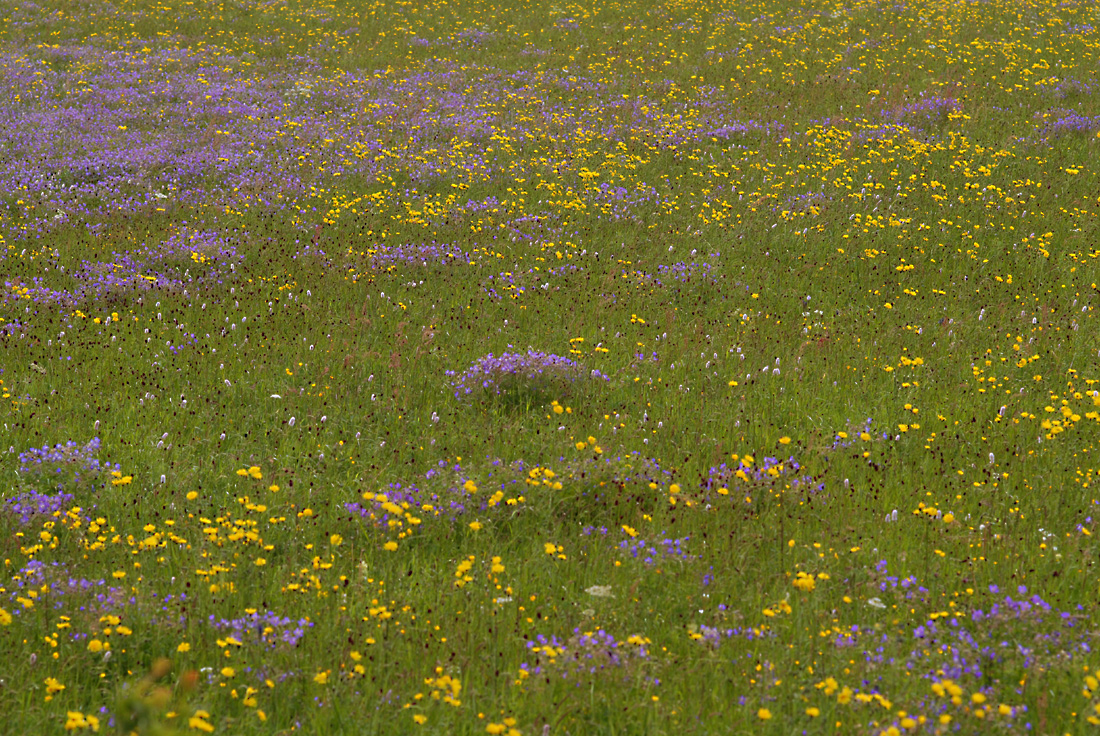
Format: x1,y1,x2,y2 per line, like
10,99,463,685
585,585,615,598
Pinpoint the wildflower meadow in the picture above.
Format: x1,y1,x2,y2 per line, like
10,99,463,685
2,0,1100,732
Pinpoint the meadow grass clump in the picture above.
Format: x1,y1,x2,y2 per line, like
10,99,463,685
3,0,1100,732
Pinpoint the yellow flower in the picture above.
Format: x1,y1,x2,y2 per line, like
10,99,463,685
186,491,198,500
87,639,104,653
188,715,214,733
971,692,987,704
44,676,65,701
778,436,791,445
0,608,11,626
177,642,191,652
314,671,329,685
942,513,955,523
469,521,482,531
254,558,267,566
413,714,427,725
383,541,398,551
221,667,235,678
330,534,343,546
463,479,478,494
248,467,262,479
757,708,772,720
806,707,819,717
268,485,279,492
64,711,100,732
793,572,816,592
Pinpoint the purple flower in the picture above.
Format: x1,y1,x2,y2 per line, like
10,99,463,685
448,350,610,400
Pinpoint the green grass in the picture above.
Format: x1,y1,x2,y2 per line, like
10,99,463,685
2,0,1100,733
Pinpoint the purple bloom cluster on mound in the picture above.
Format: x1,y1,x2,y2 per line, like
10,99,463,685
7,490,76,525
447,350,610,399
16,436,120,489
521,628,649,680
18,437,113,476
6,437,118,524
1042,109,1100,139
368,242,473,268
74,228,241,299
2,228,241,308
209,610,313,649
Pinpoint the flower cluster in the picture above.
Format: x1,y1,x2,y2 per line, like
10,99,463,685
447,350,610,400
521,628,650,680
17,437,119,491
208,610,313,649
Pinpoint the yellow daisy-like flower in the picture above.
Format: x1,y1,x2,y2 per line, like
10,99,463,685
188,715,214,733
